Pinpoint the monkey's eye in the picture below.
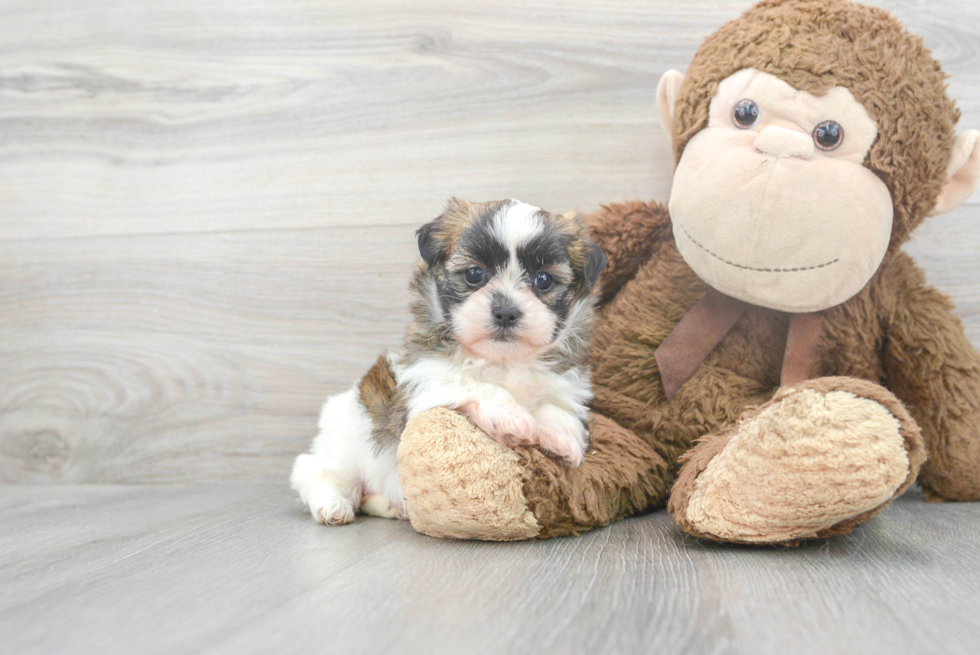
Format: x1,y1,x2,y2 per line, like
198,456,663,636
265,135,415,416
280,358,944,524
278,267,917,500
812,120,844,150
463,267,485,287
533,272,554,291
732,99,760,128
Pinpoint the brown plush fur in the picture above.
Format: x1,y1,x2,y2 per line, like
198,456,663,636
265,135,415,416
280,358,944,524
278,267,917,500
539,0,978,538
397,0,980,544
518,413,670,539
498,194,980,539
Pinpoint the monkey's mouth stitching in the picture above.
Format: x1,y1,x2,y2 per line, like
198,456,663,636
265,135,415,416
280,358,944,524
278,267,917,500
680,225,839,273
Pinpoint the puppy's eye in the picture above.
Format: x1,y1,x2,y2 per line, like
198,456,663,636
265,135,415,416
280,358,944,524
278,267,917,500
533,272,554,291
732,99,759,128
813,120,844,150
463,267,485,287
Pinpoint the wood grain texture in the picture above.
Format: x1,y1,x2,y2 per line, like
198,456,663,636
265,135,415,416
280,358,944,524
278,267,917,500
0,226,417,482
0,0,976,240
1,0,980,482
0,484,978,655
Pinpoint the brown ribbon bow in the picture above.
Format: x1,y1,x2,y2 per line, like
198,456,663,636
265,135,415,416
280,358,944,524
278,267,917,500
654,287,823,400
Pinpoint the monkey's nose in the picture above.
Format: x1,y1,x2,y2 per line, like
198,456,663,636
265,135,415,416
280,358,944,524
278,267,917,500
492,305,522,329
753,125,814,159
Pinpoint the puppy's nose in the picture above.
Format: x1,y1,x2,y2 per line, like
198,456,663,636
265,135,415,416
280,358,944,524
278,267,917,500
492,305,522,329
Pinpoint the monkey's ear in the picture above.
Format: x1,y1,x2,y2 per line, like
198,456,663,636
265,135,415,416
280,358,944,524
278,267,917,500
416,219,443,267
930,130,980,216
657,70,686,144
584,242,607,288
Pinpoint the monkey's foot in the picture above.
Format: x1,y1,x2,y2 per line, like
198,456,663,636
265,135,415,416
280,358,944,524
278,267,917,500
668,377,926,545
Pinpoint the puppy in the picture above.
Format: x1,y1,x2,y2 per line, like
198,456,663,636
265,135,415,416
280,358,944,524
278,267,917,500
290,198,607,525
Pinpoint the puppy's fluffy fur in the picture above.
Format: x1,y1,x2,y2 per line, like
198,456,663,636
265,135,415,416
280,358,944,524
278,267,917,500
290,198,606,525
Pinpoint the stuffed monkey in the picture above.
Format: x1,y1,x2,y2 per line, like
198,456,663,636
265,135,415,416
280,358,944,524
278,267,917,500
397,0,980,544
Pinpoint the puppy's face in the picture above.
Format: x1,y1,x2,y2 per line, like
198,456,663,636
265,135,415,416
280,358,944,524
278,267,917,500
416,198,606,362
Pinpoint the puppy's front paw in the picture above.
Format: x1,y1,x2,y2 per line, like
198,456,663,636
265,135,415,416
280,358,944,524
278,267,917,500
533,406,589,467
534,426,585,466
461,398,538,448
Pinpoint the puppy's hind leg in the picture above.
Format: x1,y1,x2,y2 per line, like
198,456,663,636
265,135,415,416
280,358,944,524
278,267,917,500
359,456,407,520
290,388,370,525
360,493,403,519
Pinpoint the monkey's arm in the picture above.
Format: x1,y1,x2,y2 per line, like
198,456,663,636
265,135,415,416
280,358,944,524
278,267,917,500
583,200,672,305
879,253,980,501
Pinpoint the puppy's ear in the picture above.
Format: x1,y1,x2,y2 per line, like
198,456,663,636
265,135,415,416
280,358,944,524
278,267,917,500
448,196,472,213
416,219,443,268
584,242,607,288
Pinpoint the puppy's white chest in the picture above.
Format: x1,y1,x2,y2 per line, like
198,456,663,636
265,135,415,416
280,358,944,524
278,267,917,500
473,363,554,410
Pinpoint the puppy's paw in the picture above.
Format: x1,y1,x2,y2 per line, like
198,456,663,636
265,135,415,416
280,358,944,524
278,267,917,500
534,428,585,466
533,405,589,467
307,483,356,526
461,398,538,447
360,493,407,520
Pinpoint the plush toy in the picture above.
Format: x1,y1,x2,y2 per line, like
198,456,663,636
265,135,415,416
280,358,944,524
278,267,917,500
396,0,980,544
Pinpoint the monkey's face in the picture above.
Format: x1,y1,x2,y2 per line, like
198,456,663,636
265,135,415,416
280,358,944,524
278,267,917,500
668,69,893,313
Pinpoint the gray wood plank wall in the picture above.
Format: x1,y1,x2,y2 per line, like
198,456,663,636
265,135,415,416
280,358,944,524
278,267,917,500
2,0,978,484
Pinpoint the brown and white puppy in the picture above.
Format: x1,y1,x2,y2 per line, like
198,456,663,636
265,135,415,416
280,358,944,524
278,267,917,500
290,198,606,525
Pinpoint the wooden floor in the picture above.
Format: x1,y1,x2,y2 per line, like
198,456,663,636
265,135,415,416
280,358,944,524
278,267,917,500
2,1,980,653
1,484,978,655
